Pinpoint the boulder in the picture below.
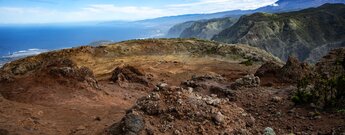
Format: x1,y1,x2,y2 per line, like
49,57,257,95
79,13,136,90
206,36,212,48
255,62,282,77
122,113,145,135
255,56,314,83
263,127,276,135
213,112,226,125
271,96,283,103
279,56,313,82
109,112,144,135
157,82,168,90
231,74,260,90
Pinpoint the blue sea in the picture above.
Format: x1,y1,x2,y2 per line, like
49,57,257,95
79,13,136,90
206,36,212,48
0,25,163,67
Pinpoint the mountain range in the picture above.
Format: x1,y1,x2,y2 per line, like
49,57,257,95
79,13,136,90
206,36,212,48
213,3,345,62
149,0,345,32
1,1,345,134
166,2,345,62
101,0,344,36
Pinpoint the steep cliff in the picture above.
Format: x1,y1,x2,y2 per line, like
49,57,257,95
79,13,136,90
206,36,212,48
166,21,196,38
213,4,345,61
179,17,237,40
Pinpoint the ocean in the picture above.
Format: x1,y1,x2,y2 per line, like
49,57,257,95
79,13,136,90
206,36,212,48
0,25,163,67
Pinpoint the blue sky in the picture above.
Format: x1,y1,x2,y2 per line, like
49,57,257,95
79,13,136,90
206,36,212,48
0,0,277,24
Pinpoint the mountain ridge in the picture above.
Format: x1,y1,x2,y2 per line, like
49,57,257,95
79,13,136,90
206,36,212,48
212,3,345,62
176,17,238,40
103,0,345,36
162,0,345,36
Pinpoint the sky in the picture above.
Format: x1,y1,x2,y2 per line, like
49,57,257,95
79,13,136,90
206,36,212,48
0,0,278,24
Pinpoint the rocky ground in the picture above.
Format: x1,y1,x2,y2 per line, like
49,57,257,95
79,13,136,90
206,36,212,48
0,39,344,135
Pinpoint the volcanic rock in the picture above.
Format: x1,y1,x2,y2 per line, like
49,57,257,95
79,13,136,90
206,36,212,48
0,72,13,83
47,59,99,89
111,65,150,87
108,85,249,134
279,56,313,82
231,74,260,90
264,127,276,135
315,48,345,79
255,62,282,77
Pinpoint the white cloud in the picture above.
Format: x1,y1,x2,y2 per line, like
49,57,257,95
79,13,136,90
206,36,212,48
167,0,278,14
0,0,278,24
0,5,167,24
82,4,166,19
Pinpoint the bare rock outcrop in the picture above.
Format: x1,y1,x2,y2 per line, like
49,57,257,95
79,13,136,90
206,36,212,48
255,56,313,83
231,74,260,90
46,58,100,89
0,71,14,83
111,65,151,87
254,62,282,77
279,56,313,82
107,85,250,135
315,48,345,79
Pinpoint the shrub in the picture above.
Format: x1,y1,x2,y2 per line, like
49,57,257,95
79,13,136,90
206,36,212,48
291,91,313,104
310,75,345,109
291,71,345,109
240,59,253,66
292,77,313,104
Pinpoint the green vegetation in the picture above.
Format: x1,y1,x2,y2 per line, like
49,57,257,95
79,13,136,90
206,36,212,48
292,74,345,109
179,17,238,40
212,4,345,62
292,77,313,104
240,59,254,66
316,75,345,108
337,109,345,114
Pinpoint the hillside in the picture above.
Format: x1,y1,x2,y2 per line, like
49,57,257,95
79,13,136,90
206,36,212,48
0,39,344,134
166,21,196,38
174,17,237,40
0,39,281,134
101,0,345,37
213,4,345,62
164,0,345,38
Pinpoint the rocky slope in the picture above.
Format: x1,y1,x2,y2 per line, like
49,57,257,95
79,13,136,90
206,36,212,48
178,17,237,40
166,21,196,38
0,39,344,135
212,4,345,62
0,39,282,134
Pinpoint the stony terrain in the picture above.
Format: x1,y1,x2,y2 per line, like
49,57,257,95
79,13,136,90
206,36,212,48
0,39,344,135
